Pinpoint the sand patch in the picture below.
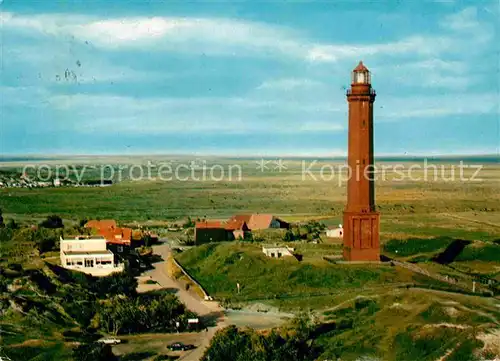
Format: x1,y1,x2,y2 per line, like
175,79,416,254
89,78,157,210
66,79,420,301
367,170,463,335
477,329,500,358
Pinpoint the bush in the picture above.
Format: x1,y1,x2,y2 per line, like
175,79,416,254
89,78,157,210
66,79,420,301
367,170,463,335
201,325,320,361
39,215,64,229
384,237,455,257
73,343,118,361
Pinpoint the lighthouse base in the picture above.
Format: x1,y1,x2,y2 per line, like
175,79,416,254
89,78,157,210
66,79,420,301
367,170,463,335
343,211,380,262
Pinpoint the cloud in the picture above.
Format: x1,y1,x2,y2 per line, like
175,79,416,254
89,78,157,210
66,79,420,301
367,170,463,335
307,36,453,62
440,6,494,43
1,9,487,63
441,7,479,32
378,93,499,120
45,93,345,134
257,78,323,90
299,122,344,132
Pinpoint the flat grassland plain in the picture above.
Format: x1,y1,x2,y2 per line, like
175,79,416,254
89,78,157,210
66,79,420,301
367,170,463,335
1,156,500,360
1,156,499,227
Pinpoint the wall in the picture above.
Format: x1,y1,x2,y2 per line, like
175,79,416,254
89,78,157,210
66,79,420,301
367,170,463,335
194,228,229,244
60,237,107,253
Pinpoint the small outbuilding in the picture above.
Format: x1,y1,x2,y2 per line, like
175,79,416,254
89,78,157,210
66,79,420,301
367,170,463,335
326,224,344,238
262,245,295,258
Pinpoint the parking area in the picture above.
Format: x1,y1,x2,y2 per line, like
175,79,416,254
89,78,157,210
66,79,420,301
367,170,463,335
112,332,204,360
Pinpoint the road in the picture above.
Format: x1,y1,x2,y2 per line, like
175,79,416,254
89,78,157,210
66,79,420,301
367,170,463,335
137,243,226,361
136,242,290,360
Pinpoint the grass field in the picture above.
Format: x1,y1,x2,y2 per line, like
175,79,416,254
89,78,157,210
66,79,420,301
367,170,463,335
316,288,500,360
1,158,499,225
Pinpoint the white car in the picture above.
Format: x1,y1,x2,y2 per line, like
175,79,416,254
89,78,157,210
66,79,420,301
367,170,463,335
97,338,121,345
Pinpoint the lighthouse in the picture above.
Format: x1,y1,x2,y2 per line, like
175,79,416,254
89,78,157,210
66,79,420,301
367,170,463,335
343,61,380,262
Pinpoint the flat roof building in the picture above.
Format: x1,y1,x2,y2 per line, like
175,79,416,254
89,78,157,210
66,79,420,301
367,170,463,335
60,235,123,276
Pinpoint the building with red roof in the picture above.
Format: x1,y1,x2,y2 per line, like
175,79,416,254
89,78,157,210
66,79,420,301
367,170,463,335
84,219,135,257
194,214,288,244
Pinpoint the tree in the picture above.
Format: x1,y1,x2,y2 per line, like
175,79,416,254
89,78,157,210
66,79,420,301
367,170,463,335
183,217,195,229
0,208,4,227
283,230,295,242
32,228,58,253
6,219,18,230
93,270,138,297
39,215,64,229
201,325,319,361
73,343,118,361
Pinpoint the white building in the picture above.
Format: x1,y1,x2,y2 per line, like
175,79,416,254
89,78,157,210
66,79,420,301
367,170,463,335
326,224,344,238
262,245,295,258
60,235,123,276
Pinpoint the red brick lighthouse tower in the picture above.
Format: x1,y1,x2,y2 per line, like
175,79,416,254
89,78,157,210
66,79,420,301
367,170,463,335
343,61,380,262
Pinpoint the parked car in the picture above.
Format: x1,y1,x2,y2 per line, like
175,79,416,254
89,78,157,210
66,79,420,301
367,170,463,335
167,342,195,351
97,338,121,345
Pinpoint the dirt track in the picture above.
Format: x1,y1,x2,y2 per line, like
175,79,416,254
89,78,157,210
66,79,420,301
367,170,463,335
135,242,290,360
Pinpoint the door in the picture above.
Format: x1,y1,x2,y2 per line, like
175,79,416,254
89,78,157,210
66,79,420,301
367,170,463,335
85,259,94,267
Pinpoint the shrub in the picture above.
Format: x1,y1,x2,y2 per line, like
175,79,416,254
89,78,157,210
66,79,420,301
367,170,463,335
73,343,117,361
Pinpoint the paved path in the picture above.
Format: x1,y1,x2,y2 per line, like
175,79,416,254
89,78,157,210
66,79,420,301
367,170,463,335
137,242,291,361
138,243,224,361
139,243,222,317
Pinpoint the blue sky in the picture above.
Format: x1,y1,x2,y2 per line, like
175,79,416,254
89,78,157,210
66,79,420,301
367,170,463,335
0,0,498,156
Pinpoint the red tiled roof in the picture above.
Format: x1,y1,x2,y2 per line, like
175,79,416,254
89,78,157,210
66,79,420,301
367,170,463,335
224,220,247,231
99,227,132,245
229,214,275,230
247,214,274,230
195,221,223,229
230,215,252,223
353,61,369,72
84,219,117,230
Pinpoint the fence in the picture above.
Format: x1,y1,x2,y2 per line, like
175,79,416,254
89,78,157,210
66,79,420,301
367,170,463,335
171,256,212,300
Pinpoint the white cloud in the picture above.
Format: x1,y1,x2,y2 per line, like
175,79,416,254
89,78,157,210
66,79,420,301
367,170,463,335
257,78,323,90
307,36,453,62
1,9,489,63
46,93,345,134
299,122,344,132
440,6,494,43
441,7,479,32
378,93,499,121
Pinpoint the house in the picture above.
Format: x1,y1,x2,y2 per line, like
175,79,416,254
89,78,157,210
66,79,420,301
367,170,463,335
194,221,228,244
59,235,123,276
100,226,133,257
326,224,344,238
229,214,289,231
194,214,288,244
84,219,134,256
224,219,250,240
262,245,295,258
194,218,252,244
84,219,117,231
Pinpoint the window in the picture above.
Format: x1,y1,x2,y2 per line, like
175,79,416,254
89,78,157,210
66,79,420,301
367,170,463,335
117,245,124,253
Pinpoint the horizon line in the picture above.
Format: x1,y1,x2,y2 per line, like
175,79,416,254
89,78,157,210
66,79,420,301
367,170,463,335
0,152,498,159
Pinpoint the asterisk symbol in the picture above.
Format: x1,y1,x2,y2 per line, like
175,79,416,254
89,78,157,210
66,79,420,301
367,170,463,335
255,159,271,172
273,159,287,172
